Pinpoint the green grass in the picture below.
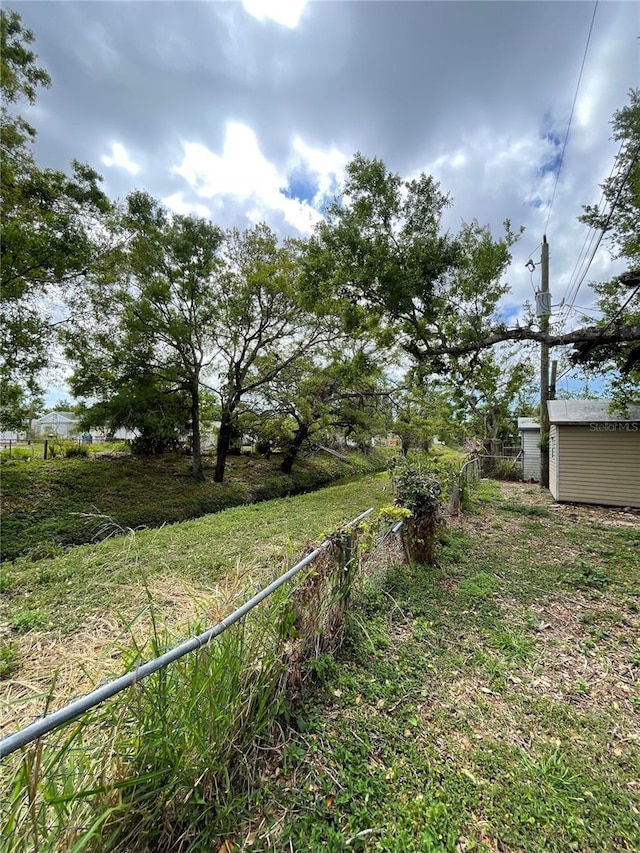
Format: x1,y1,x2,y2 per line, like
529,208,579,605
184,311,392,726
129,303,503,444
1,471,394,636
231,482,640,851
4,478,637,851
0,448,392,561
0,483,394,853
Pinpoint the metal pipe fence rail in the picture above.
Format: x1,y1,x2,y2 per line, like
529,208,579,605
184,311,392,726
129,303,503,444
479,452,523,477
0,508,375,760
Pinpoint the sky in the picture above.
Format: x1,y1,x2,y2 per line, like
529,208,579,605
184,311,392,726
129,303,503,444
10,0,640,403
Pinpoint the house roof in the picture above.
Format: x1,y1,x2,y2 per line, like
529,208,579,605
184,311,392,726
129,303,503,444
32,411,79,424
518,417,540,430
547,399,640,424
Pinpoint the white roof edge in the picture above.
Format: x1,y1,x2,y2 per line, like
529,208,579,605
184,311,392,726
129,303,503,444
518,417,540,429
547,399,640,424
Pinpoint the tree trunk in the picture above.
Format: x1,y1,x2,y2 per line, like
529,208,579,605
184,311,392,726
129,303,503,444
214,407,234,483
280,423,309,474
190,379,204,481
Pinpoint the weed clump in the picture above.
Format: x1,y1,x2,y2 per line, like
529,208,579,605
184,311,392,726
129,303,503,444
391,458,444,564
567,560,611,591
0,642,20,679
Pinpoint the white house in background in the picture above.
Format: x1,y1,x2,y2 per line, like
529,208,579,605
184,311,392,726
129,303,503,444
0,430,27,443
30,411,80,438
548,400,640,508
518,417,541,482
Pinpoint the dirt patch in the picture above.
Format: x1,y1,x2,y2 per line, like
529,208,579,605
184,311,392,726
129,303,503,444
509,594,639,710
499,482,640,529
422,674,531,752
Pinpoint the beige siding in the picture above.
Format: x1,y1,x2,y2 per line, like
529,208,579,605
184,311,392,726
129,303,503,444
549,425,558,499
556,425,640,507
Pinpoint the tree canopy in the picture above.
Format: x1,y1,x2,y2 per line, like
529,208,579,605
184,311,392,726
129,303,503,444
0,9,111,428
66,191,225,479
572,88,640,404
301,154,520,367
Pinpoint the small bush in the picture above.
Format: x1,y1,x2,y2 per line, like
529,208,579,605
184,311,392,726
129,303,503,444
64,443,89,458
487,457,522,481
0,447,32,461
391,458,444,564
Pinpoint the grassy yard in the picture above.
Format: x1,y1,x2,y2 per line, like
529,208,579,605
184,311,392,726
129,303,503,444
2,477,637,851
231,482,640,852
0,470,394,733
0,448,392,562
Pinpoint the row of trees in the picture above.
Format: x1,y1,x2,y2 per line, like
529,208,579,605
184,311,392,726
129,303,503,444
1,11,638,481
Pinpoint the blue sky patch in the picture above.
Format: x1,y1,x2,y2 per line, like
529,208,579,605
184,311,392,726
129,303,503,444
537,119,564,178
538,150,562,178
282,169,319,205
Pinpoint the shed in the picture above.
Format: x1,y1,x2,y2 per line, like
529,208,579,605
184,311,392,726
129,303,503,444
547,400,640,508
518,417,541,481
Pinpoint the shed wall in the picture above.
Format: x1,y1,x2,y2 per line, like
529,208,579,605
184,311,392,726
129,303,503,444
549,425,558,499
521,429,541,481
555,425,640,507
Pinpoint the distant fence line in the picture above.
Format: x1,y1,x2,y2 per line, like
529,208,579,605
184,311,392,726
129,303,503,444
449,451,523,513
0,508,377,760
449,456,480,514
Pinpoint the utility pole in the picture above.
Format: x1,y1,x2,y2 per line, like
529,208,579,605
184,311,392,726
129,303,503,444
539,235,550,489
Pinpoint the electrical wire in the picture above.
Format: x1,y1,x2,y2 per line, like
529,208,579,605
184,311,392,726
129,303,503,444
558,225,602,326
568,304,605,316
557,141,640,330
560,142,625,328
544,0,599,235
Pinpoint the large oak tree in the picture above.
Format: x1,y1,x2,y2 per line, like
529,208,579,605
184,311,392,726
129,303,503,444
301,152,639,394
67,192,224,480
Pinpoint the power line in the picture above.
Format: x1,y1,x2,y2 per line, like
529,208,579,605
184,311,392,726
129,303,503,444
558,141,626,327
544,0,599,235
558,141,640,329
558,216,602,326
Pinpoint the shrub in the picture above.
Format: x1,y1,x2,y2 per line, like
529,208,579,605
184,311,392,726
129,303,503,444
423,451,460,499
0,447,32,461
488,457,521,481
0,641,20,679
64,443,89,458
391,458,444,564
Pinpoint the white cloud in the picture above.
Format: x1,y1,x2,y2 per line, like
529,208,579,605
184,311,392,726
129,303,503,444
290,137,348,204
242,0,307,29
161,192,211,219
101,142,140,175
172,121,347,234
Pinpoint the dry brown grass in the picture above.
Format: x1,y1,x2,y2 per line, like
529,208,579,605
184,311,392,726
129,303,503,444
0,569,262,734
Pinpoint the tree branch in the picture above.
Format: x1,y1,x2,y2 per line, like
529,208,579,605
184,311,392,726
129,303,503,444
406,323,640,361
